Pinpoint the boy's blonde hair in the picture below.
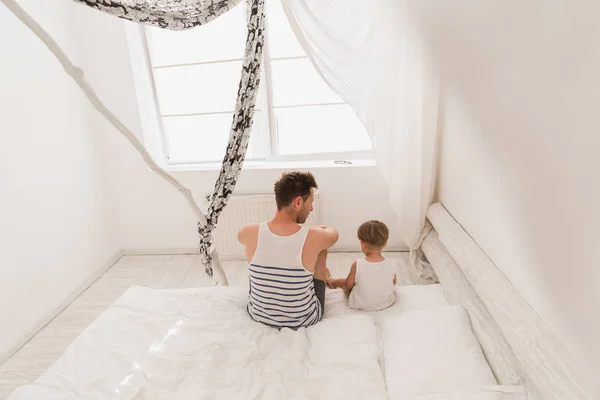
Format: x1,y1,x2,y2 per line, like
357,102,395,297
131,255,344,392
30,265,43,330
357,220,389,249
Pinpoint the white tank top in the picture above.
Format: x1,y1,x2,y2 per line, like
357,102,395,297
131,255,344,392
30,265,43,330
247,222,322,328
348,258,396,311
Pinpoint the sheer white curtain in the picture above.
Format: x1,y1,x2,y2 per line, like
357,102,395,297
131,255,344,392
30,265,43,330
281,0,439,277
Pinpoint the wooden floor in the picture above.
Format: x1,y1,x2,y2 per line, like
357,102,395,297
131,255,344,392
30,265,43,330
0,252,436,398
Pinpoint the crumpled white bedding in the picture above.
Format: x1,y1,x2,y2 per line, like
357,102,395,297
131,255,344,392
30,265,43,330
7,286,389,400
9,283,513,400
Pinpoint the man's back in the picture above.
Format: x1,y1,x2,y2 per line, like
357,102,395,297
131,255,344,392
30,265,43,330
237,171,339,328
239,222,335,274
245,222,323,328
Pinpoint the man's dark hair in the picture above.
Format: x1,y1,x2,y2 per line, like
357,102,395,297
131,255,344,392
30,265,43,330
274,171,318,210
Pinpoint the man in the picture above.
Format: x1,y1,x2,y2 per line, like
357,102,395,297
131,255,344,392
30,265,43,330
237,171,339,329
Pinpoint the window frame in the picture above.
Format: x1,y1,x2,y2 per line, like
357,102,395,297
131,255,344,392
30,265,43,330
126,5,373,168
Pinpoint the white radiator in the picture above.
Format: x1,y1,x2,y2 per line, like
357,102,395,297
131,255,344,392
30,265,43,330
213,194,320,260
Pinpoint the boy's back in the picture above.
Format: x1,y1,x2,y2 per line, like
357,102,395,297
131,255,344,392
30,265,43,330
348,257,396,311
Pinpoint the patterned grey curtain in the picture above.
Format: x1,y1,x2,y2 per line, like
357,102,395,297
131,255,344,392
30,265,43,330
198,0,265,276
71,0,242,30
71,0,266,277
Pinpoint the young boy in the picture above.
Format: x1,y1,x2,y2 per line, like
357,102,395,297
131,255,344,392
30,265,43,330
326,220,397,311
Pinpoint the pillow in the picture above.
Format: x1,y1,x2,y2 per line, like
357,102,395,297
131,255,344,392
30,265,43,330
409,385,528,400
383,305,497,400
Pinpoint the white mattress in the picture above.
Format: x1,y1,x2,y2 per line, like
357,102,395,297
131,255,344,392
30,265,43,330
7,284,480,400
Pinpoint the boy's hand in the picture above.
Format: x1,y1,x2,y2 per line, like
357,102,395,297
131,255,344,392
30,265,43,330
326,277,336,289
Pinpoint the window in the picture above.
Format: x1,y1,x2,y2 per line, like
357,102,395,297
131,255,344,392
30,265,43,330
143,0,372,165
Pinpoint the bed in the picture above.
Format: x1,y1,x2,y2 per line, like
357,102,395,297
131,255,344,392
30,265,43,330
10,203,592,399
6,282,526,400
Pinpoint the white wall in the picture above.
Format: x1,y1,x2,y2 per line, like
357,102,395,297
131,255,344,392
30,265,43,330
110,161,402,252
74,11,406,253
0,0,120,358
402,0,600,375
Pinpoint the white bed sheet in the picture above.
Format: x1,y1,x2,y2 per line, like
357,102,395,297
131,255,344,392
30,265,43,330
8,286,388,400
8,284,453,400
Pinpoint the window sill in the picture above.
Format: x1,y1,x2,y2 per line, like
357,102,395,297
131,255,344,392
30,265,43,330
166,158,377,172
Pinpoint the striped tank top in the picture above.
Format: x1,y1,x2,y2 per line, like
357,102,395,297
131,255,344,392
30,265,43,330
247,222,323,329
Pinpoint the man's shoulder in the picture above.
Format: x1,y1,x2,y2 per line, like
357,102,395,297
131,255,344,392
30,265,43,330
306,225,328,239
307,225,322,234
238,223,261,245
242,223,261,231
240,223,261,237
306,225,339,249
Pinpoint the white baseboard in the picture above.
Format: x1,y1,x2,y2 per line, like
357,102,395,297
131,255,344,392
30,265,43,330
122,248,200,256
0,250,124,367
121,248,246,262
121,246,409,260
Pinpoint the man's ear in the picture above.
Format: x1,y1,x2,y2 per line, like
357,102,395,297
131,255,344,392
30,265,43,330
293,195,303,208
